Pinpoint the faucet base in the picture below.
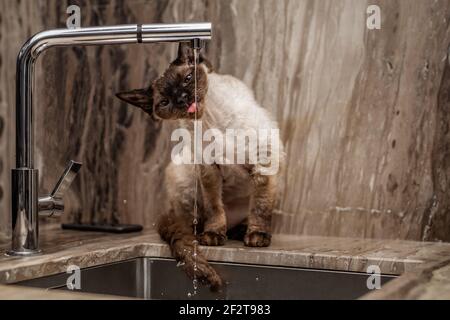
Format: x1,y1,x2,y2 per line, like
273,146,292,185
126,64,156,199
11,168,39,254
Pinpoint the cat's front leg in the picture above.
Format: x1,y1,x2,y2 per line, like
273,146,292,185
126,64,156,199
198,165,227,246
245,173,277,247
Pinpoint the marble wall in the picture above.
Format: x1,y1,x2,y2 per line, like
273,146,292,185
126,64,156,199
1,0,450,242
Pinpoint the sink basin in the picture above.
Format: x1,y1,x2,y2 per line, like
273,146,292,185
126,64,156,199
17,257,396,299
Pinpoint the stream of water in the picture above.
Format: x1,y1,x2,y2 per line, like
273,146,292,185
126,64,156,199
191,47,200,297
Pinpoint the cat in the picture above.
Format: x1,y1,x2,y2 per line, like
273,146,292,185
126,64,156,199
116,43,284,290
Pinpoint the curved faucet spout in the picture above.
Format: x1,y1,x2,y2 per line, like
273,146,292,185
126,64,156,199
16,23,211,168
10,22,212,256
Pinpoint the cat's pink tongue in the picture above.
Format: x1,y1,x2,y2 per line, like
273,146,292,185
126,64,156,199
187,102,197,113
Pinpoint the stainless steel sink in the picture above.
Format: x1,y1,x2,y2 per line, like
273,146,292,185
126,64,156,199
17,258,396,299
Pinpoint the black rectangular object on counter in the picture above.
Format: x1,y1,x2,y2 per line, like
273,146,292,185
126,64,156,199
61,223,143,233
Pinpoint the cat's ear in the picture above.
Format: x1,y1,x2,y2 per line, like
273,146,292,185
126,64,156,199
177,42,194,64
115,87,153,116
176,42,212,70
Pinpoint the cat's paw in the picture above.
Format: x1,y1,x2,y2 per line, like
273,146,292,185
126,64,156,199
244,231,271,247
182,256,224,291
199,231,227,246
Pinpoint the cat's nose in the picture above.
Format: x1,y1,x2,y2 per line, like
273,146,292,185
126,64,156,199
176,92,189,105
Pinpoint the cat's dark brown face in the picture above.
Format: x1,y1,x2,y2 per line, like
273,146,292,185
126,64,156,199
116,43,210,120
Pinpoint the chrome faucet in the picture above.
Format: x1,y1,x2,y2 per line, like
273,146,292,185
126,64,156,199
8,23,212,256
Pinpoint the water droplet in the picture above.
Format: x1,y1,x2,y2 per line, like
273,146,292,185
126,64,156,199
193,219,198,225
255,276,260,281
187,292,192,298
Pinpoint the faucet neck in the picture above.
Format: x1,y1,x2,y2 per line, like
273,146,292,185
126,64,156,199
10,23,211,255
15,23,211,168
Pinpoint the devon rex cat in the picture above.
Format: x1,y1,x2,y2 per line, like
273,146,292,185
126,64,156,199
116,43,283,290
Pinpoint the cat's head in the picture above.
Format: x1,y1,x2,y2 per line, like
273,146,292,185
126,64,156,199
116,43,210,120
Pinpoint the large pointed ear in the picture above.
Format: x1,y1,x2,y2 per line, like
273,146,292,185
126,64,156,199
176,42,213,70
177,42,194,64
115,87,153,116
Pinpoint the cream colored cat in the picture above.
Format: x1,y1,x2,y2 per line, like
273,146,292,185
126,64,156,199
116,43,284,290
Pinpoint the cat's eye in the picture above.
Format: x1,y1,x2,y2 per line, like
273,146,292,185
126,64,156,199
184,73,193,83
159,99,169,107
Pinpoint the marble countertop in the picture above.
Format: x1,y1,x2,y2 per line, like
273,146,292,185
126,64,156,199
1,223,450,299
0,284,126,300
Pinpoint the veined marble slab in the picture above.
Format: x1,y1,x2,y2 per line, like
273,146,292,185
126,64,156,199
0,284,127,300
2,0,450,242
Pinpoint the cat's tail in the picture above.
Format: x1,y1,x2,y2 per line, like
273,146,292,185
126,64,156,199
157,210,223,291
